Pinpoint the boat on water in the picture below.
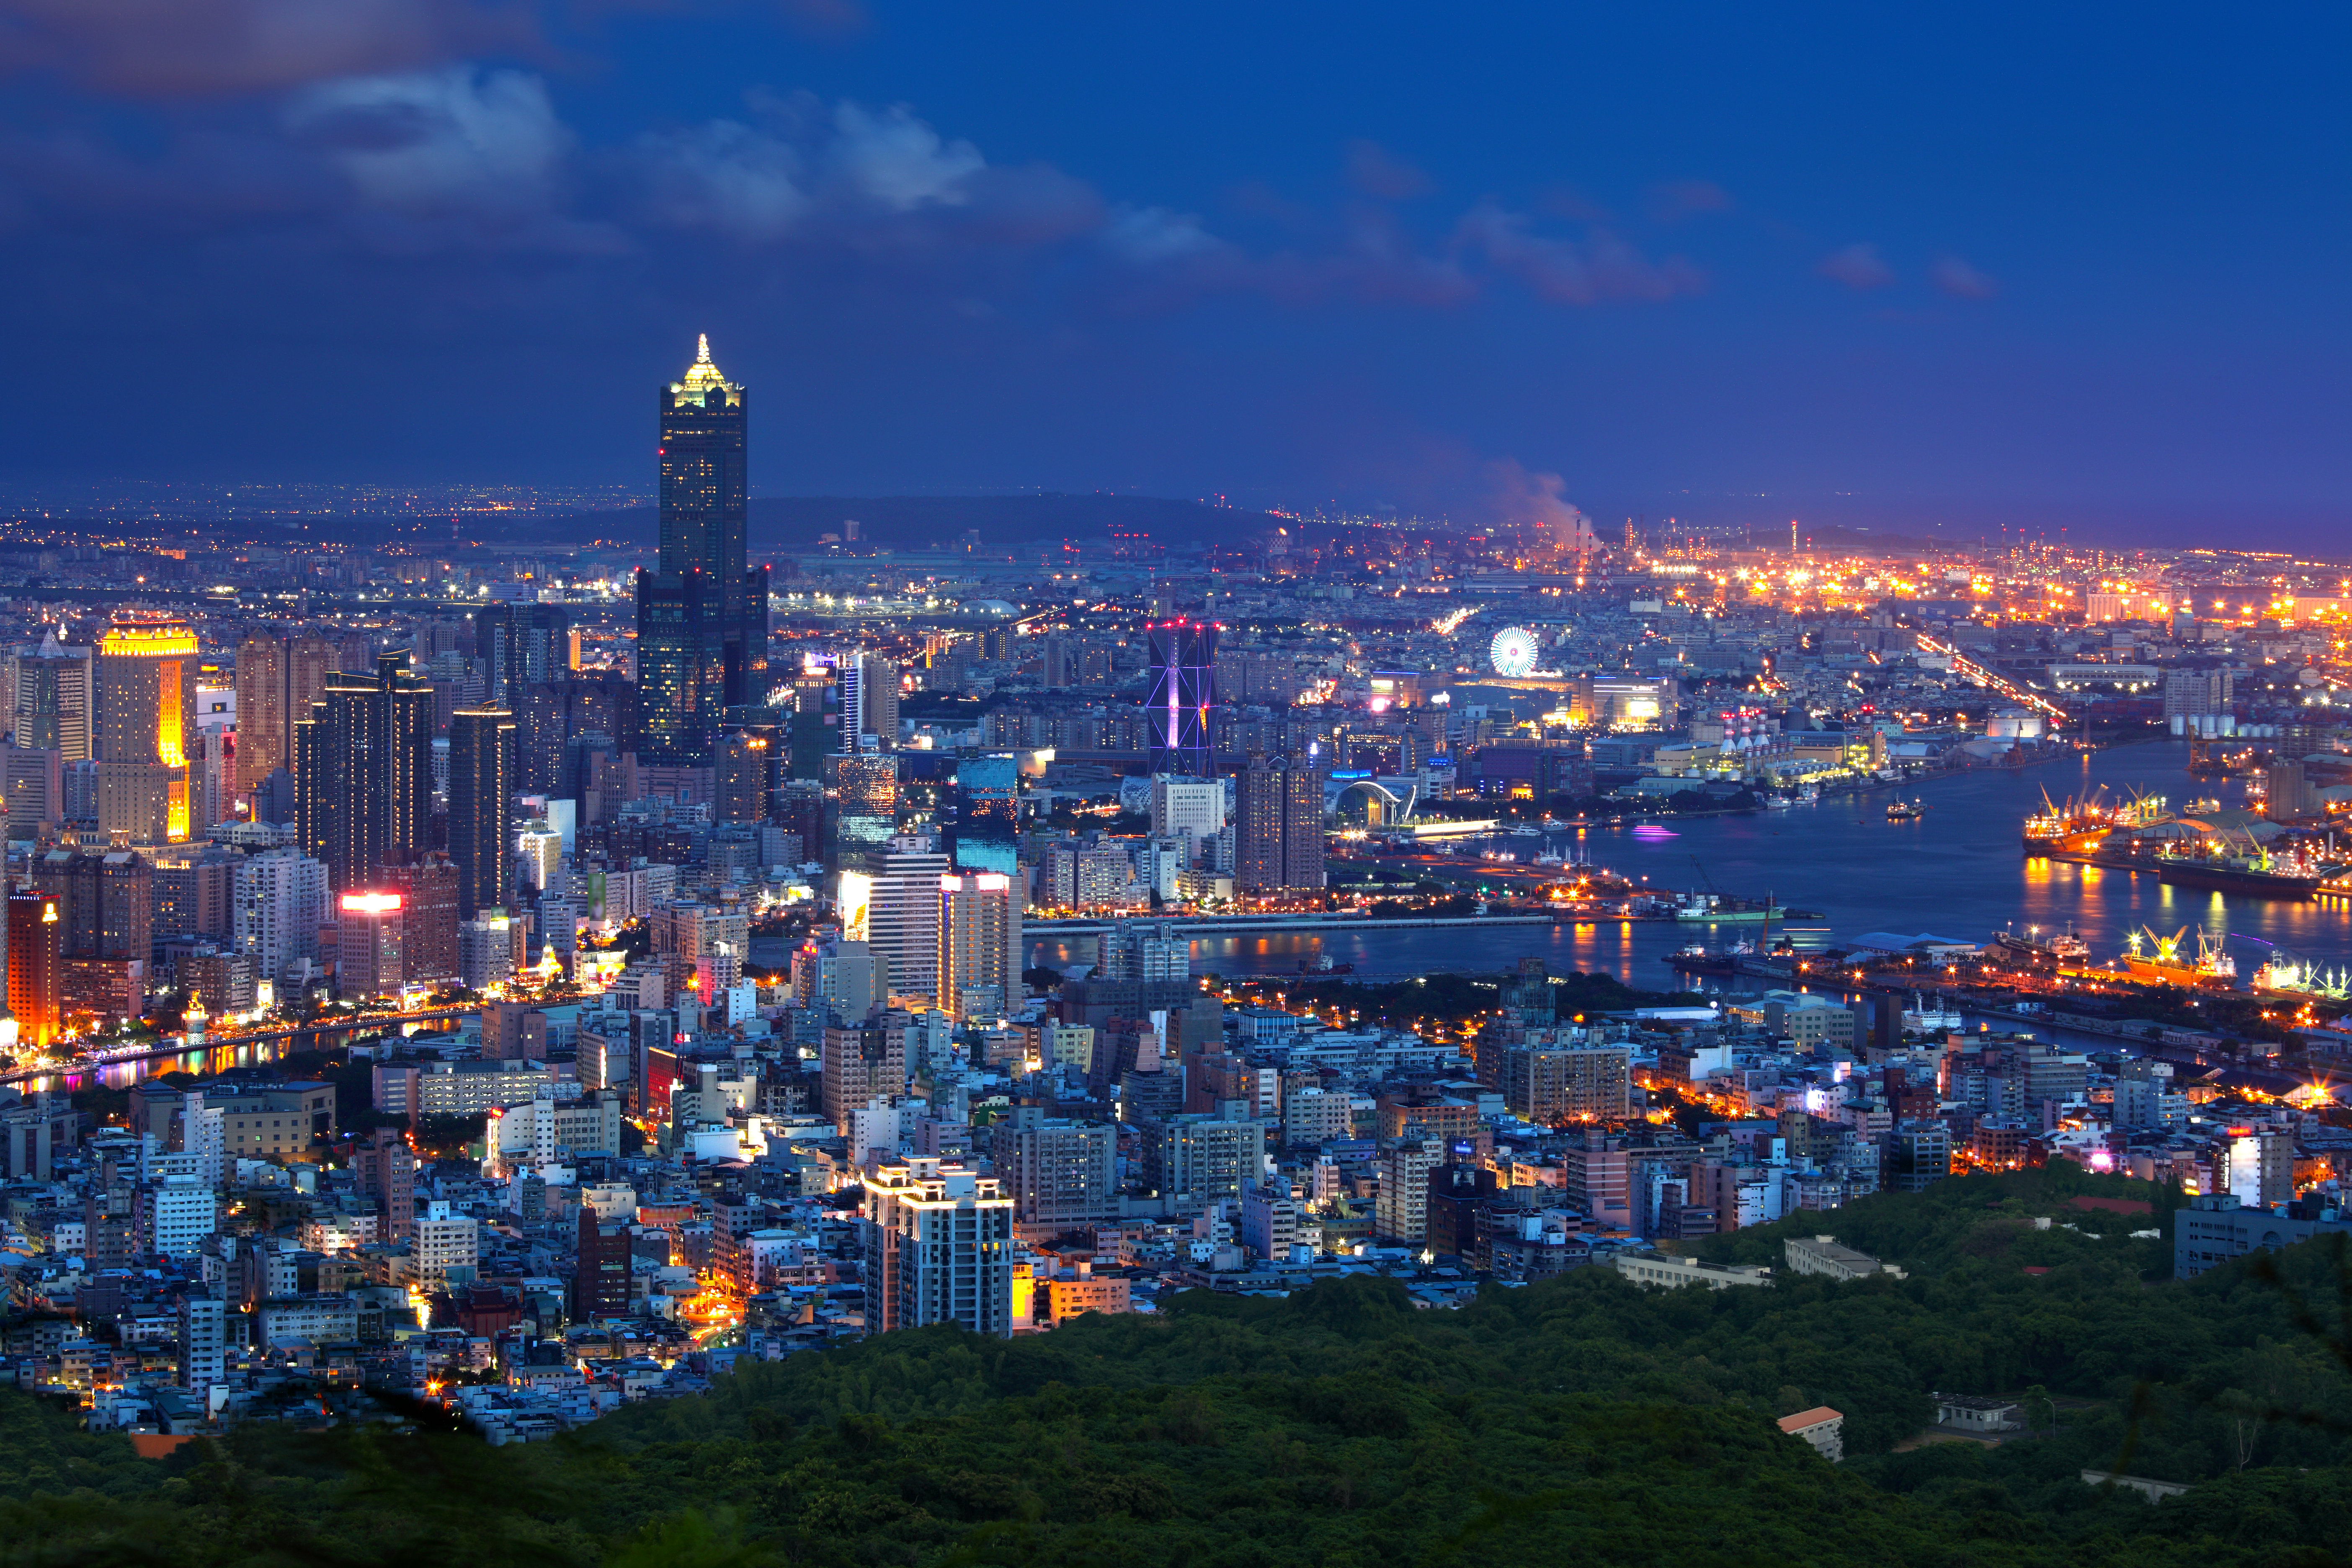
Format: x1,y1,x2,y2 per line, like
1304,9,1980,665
1903,991,1966,1032
2118,926,2237,987
2148,835,2332,897
2253,953,2352,1001
1672,892,1786,923
1989,922,2092,970
1886,799,1926,821
1509,825,1544,838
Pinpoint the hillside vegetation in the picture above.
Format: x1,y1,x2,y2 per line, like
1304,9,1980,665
8,1171,2352,1568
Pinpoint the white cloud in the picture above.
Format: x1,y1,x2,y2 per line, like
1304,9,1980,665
631,119,807,240
289,66,567,217
1101,204,1222,264
824,101,981,212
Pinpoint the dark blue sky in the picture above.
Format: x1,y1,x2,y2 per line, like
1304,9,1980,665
1,3,2346,545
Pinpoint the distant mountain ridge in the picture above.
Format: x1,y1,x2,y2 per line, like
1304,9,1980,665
539,493,1278,552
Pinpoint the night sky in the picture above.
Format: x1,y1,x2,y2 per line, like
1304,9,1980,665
2,3,2346,544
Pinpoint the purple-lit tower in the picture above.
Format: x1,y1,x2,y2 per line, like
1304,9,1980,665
1144,619,1217,776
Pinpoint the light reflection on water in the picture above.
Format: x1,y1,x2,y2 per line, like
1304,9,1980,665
1029,741,2352,986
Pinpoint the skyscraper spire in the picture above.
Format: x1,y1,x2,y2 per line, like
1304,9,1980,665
696,332,712,364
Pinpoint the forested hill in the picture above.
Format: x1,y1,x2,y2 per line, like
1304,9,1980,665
8,1171,2352,1567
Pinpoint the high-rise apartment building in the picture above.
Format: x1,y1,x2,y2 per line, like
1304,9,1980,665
475,603,571,709
413,1202,479,1288
0,744,63,838
820,1021,906,1127
381,854,459,982
861,1157,1014,1337
940,873,1020,1021
9,631,92,760
177,1291,227,1391
1376,1138,1439,1244
94,614,199,842
635,337,768,765
295,655,431,892
337,891,405,1001
1236,753,1325,894
1501,1042,1632,1124
1144,620,1217,776
233,848,329,987
989,1109,1117,1229
1141,1115,1264,1205
233,632,284,794
448,708,514,918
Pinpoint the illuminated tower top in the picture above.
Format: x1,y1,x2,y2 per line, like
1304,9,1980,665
94,612,199,841
658,334,748,583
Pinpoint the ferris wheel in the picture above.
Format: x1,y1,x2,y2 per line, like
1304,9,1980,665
1489,625,1540,678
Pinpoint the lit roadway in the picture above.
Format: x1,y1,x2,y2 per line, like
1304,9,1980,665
0,1003,489,1086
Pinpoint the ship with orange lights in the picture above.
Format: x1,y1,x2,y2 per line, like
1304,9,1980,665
2117,926,2237,988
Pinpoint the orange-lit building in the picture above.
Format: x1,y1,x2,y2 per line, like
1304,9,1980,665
6,888,64,1047
94,614,199,843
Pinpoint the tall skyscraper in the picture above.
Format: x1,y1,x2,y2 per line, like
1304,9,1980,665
1237,753,1325,895
635,336,768,764
475,603,571,709
952,753,1020,877
716,721,783,824
826,752,897,869
7,887,63,1047
233,632,284,794
837,837,951,1005
9,631,93,760
850,652,900,751
449,709,515,919
940,872,1020,1021
1145,619,1217,776
94,614,198,842
294,655,432,893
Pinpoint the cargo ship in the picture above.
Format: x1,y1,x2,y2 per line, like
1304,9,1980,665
2148,836,2331,897
2023,784,2167,854
2118,926,2236,988
1887,799,1925,820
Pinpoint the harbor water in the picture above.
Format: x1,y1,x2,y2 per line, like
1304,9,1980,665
1029,741,2351,987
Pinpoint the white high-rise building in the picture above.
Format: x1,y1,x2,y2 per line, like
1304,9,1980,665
1150,774,1225,843
233,848,329,986
414,1202,479,1287
861,1156,1014,1337
178,1291,227,1390
138,1178,218,1258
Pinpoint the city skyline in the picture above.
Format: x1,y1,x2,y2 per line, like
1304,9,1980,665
0,9,2347,547
5,10,2352,1555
